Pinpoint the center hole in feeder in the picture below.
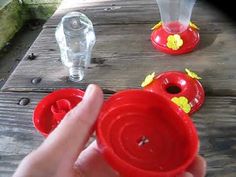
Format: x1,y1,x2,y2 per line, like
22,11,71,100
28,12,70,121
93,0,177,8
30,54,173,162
166,85,181,94
137,136,150,147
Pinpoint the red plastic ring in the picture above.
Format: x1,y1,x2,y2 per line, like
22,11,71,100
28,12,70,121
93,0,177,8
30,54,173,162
33,88,84,136
144,71,205,115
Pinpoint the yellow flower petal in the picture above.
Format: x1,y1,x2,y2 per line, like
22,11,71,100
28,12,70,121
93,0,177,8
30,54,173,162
151,21,162,30
167,35,174,41
185,68,202,80
189,21,199,30
171,96,191,114
174,34,181,40
179,96,188,104
176,37,183,47
171,97,179,103
141,72,155,87
183,104,191,113
166,34,183,50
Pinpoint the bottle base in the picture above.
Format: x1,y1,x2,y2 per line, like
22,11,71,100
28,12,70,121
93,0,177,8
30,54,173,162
69,67,84,82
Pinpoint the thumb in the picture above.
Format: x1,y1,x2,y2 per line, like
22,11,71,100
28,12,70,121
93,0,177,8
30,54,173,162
176,172,193,177
37,84,104,162
176,155,206,177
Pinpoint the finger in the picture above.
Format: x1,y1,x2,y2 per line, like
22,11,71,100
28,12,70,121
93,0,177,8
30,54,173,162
37,84,104,162
177,155,206,177
74,141,120,177
186,155,207,177
176,172,193,177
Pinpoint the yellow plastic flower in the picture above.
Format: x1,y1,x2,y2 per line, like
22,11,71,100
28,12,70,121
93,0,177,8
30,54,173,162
189,21,199,30
166,34,183,50
171,96,191,114
151,21,162,30
185,68,202,80
141,72,155,87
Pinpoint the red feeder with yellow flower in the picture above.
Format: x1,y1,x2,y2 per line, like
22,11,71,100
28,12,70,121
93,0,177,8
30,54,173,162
32,72,202,177
142,69,205,115
151,0,200,55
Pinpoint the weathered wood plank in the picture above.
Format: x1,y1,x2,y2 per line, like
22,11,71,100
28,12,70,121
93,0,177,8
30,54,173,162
0,92,45,177
44,0,231,28
193,97,236,177
0,91,109,177
0,92,235,176
2,24,236,94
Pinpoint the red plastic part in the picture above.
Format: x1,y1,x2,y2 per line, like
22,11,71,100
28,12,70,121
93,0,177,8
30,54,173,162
51,99,72,122
33,88,84,136
150,23,200,55
144,71,205,115
96,90,199,177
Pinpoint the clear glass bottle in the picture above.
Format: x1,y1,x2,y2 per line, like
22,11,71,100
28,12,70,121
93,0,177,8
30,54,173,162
156,0,196,34
55,12,96,82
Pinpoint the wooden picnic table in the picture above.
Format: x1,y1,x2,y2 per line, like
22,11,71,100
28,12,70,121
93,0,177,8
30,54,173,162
0,0,236,176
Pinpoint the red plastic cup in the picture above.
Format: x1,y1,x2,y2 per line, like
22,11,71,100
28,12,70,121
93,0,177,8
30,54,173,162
96,90,199,177
144,71,205,115
33,88,84,136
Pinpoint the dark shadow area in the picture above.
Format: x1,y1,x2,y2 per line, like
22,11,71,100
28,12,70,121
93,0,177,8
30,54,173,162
0,20,44,88
197,33,217,51
204,0,236,22
166,85,181,94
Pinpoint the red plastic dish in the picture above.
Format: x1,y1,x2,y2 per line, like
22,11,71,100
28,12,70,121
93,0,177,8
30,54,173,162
144,71,205,115
33,88,84,136
96,90,199,177
150,23,200,55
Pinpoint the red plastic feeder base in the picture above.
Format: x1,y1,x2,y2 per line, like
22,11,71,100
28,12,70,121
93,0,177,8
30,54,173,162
144,71,205,115
97,90,198,177
150,25,200,55
33,88,84,136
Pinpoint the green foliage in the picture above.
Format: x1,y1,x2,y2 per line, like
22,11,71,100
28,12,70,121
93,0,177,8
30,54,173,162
0,0,24,49
0,0,61,50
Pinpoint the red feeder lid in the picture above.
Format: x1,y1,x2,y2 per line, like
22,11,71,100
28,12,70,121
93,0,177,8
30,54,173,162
150,23,200,55
33,88,84,136
144,71,205,115
96,90,199,177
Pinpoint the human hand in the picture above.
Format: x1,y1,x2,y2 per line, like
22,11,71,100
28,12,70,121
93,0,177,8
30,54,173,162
13,84,206,177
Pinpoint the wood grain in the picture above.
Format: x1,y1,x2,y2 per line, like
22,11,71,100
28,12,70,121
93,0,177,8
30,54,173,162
1,0,236,176
0,92,236,176
0,92,45,177
0,92,110,177
2,23,236,95
44,0,232,28
193,97,236,177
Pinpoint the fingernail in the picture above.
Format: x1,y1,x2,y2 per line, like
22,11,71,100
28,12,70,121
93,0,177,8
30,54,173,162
84,84,96,99
73,162,86,177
